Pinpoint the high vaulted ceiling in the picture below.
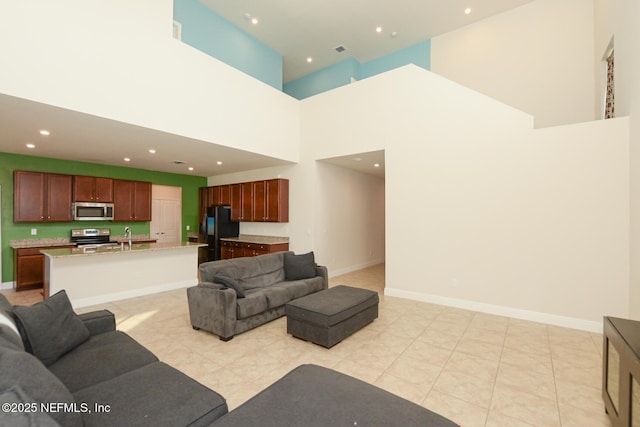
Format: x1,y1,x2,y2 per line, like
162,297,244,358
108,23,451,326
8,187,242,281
200,0,535,82
0,1,534,179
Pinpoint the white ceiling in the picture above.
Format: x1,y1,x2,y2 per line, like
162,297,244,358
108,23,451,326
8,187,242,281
199,0,534,82
0,1,534,179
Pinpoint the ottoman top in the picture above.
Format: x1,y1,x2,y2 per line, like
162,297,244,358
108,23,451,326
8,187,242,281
286,285,379,327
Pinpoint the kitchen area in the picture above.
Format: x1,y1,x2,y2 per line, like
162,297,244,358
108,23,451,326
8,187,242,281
7,169,291,307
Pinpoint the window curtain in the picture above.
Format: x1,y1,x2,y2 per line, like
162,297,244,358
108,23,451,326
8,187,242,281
605,50,615,119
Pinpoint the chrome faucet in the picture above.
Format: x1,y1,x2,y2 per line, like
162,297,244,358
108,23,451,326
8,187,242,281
124,227,132,249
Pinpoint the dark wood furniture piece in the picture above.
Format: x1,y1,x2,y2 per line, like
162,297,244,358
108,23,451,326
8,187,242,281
603,316,640,426
73,176,113,202
220,239,289,260
14,171,73,222
14,245,75,290
113,179,152,221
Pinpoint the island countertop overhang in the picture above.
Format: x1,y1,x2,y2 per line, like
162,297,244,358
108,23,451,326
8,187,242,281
41,242,206,258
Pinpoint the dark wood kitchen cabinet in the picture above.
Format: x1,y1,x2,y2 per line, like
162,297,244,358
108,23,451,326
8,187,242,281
230,183,254,221
73,176,113,202
208,185,231,206
253,179,289,222
220,240,289,260
14,245,74,290
113,179,152,221
14,170,73,222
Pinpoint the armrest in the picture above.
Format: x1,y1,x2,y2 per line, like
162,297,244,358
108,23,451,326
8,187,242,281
187,285,237,340
315,265,329,289
78,310,115,336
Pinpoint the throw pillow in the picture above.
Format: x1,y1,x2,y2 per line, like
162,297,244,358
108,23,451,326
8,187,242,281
0,316,24,351
284,251,316,280
214,274,245,298
13,290,90,366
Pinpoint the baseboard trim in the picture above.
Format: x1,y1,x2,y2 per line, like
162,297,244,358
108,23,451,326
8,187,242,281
1,282,16,290
70,279,196,309
384,287,602,333
329,259,384,278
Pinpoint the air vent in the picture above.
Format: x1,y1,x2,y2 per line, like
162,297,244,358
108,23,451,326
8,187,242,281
334,45,347,53
172,160,187,165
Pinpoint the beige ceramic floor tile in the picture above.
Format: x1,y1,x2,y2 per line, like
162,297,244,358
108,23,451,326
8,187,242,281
490,384,561,427
3,263,610,427
431,370,496,408
423,391,488,427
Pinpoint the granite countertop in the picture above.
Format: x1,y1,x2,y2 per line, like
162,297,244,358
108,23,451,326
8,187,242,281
11,235,154,249
40,241,205,258
220,234,290,245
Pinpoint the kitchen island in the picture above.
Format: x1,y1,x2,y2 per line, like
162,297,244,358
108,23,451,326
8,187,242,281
41,242,205,308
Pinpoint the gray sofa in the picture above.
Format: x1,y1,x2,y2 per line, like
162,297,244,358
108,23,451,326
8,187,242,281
187,251,328,341
0,291,228,427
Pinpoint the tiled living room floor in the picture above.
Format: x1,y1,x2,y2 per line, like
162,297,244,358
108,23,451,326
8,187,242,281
3,264,609,427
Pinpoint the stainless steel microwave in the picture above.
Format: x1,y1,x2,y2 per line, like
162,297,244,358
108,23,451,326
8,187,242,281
72,202,114,221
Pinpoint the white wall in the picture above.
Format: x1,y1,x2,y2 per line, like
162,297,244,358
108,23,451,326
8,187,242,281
0,0,300,162
314,163,385,276
431,0,596,128
302,66,630,330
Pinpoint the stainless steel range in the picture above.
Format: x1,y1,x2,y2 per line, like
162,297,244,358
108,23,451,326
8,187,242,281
70,229,119,249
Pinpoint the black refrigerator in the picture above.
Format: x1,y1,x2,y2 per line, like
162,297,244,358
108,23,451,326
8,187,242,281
200,205,239,262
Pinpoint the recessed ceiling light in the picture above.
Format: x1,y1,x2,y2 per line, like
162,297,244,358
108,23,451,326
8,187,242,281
188,167,194,171
391,31,398,38
374,163,380,168
26,143,35,149
306,57,313,63
376,26,383,33
149,149,156,154
465,7,472,15
251,17,258,25
353,157,362,162
124,157,131,162
39,130,50,136
216,161,223,165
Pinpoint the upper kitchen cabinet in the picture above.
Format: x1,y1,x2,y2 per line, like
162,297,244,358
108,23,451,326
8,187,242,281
253,179,289,222
208,185,231,206
14,170,73,222
73,176,113,202
113,179,152,221
230,183,254,222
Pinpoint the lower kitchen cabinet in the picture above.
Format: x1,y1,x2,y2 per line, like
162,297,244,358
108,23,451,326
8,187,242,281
220,240,289,260
14,246,74,290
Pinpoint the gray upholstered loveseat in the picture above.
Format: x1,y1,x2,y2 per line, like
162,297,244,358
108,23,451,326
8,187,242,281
0,291,228,426
187,251,328,341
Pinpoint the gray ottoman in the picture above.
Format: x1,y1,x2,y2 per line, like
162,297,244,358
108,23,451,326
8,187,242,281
285,285,379,348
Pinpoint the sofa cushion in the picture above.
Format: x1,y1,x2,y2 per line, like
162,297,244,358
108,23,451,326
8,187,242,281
262,287,292,309
284,252,316,280
236,253,286,290
13,290,90,366
214,274,245,298
236,290,269,319
281,276,325,298
48,330,158,393
74,361,228,427
0,345,82,427
0,386,61,427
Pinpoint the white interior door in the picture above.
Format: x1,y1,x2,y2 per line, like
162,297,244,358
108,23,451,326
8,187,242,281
151,185,182,244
